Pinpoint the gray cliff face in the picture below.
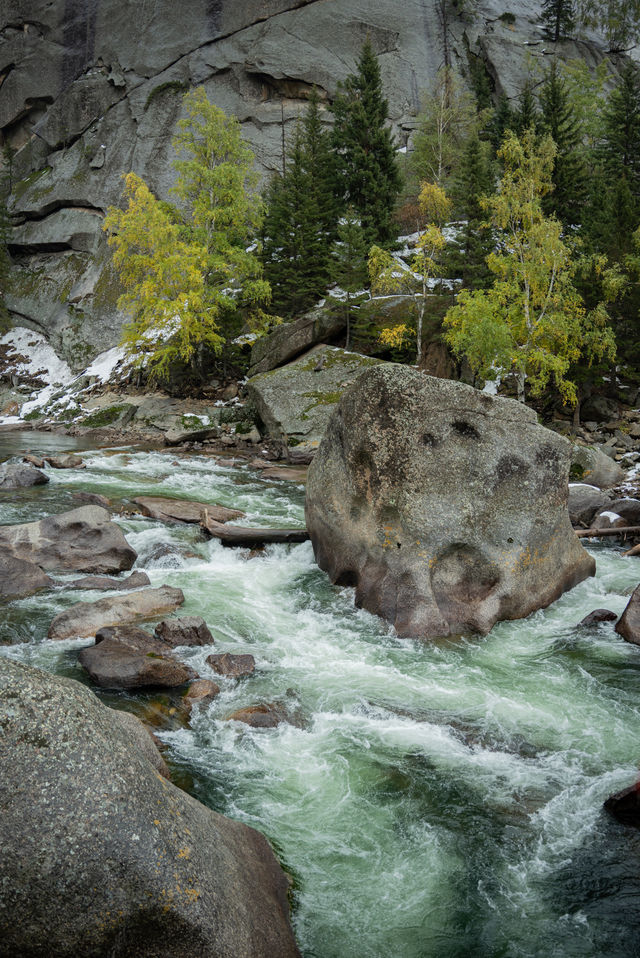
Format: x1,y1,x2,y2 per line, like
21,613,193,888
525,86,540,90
0,0,616,366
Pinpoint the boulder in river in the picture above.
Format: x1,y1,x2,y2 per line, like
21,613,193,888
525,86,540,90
578,608,618,627
207,652,256,677
0,461,49,488
0,554,52,600
0,505,136,575
0,657,300,957
227,702,290,728
570,444,625,489
67,570,151,591
306,366,595,640
615,584,640,644
604,781,640,826
130,495,244,524
48,585,185,639
155,615,214,647
44,454,85,469
78,625,197,689
183,679,221,714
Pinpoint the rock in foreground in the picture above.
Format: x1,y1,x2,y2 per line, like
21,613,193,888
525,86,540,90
306,367,595,639
48,585,185,639
0,505,136,574
79,625,197,689
0,658,300,957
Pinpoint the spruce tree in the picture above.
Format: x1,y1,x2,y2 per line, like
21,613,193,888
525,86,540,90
514,80,539,135
542,0,575,41
302,87,337,237
489,94,514,152
539,61,586,225
261,125,331,318
0,167,12,330
331,206,368,348
448,134,494,288
330,37,402,246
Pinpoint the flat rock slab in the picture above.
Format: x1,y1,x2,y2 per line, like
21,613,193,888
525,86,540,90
0,554,52,600
246,345,382,458
131,495,244,524
79,626,196,690
0,505,137,575
0,462,49,488
306,366,595,640
67,571,151,591
207,652,255,677
615,584,640,644
48,586,185,639
155,616,214,647
0,658,300,957
248,304,346,376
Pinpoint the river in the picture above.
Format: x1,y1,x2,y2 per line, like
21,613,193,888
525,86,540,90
2,433,640,958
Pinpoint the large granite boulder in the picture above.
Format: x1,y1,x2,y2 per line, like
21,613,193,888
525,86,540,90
0,657,300,957
246,345,381,458
0,554,52,600
0,505,136,574
306,366,595,639
570,444,625,489
48,585,185,639
0,461,49,488
568,483,611,527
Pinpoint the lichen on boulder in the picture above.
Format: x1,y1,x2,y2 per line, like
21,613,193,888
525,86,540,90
305,365,595,640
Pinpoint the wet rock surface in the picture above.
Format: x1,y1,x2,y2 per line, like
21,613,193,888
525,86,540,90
0,657,300,957
579,608,618,627
0,505,136,575
48,585,185,639
130,495,244,524
78,624,197,689
0,462,49,488
306,366,595,640
207,652,256,677
183,679,221,713
67,570,151,591
155,615,214,647
0,554,53,600
227,702,291,728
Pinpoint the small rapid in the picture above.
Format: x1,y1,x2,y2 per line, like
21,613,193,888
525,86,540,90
2,437,640,957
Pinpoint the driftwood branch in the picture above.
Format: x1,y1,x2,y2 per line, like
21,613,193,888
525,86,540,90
575,525,640,539
623,543,640,557
201,510,309,547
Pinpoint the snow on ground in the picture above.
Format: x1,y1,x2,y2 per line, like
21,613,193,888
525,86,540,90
0,328,72,387
84,346,126,383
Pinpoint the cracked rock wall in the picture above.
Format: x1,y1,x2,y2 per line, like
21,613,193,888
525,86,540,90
0,0,616,367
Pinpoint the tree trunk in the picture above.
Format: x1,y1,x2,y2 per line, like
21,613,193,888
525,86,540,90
516,369,526,403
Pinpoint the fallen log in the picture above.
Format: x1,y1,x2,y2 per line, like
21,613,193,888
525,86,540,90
623,543,640,557
201,511,309,547
575,525,640,539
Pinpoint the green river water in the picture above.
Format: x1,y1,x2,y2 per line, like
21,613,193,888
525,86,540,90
2,432,640,958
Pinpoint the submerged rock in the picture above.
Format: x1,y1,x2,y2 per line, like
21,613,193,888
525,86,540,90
155,615,214,647
579,609,618,627
227,702,290,728
79,625,196,689
0,658,300,957
48,585,185,639
0,462,49,488
183,679,221,714
615,584,640,644
306,366,595,640
0,505,136,575
604,782,640,826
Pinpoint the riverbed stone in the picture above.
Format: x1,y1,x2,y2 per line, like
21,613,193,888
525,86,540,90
568,483,611,527
44,454,85,469
306,366,595,640
78,625,197,689
0,554,53,600
130,495,244,524
604,781,640,826
0,461,49,488
596,497,640,526
0,657,300,957
183,679,221,714
207,652,256,677
48,585,185,639
579,608,618,627
0,505,137,574
155,615,214,647
570,444,625,489
615,584,640,645
67,570,151,591
227,702,289,728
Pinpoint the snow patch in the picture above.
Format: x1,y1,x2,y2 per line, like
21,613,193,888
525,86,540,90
0,328,72,386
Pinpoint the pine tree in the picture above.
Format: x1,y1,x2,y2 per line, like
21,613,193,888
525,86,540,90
489,94,514,152
301,87,337,237
539,61,586,225
330,37,402,246
261,125,331,318
331,206,368,348
542,0,575,41
448,134,494,288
